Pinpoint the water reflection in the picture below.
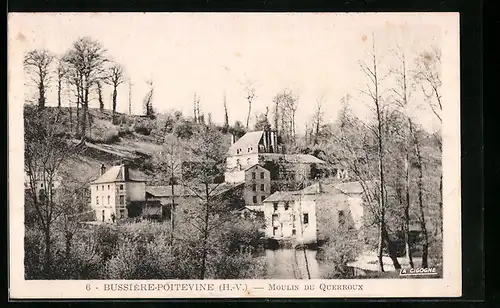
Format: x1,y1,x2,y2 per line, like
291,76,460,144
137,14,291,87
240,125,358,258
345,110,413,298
261,248,324,279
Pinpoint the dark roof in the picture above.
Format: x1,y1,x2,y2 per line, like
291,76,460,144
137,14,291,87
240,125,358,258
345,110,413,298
259,153,326,164
263,181,368,203
146,182,243,198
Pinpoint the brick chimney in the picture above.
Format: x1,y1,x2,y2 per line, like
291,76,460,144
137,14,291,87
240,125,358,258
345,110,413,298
100,164,106,176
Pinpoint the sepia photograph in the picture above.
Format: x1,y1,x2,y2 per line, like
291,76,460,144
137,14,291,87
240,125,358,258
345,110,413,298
8,12,461,298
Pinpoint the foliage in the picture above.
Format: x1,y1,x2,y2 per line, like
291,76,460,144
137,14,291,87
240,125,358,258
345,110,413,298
318,228,363,279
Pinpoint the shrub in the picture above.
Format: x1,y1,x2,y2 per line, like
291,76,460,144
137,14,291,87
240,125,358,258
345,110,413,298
133,119,156,135
318,228,362,278
103,130,121,143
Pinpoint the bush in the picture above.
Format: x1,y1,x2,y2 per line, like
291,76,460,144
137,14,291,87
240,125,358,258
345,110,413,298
117,125,133,137
318,228,362,278
103,130,121,143
133,119,156,135
24,228,45,279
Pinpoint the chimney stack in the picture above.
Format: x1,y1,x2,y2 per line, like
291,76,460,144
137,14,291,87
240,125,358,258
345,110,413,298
122,164,129,181
100,164,106,176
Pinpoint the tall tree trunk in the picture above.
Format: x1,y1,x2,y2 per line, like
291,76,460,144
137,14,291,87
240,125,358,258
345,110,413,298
377,218,385,272
404,150,415,267
414,137,429,268
81,87,89,138
65,229,73,261
69,103,73,133
200,183,210,279
170,172,175,245
38,76,46,109
57,79,62,108
43,227,51,276
112,86,117,118
246,100,251,130
382,225,402,270
97,81,104,112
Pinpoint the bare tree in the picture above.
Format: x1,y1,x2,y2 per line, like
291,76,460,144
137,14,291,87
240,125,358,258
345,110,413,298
414,46,442,123
182,127,228,279
24,49,55,109
273,89,299,148
105,63,125,121
390,48,416,268
55,58,68,109
24,106,78,274
313,94,326,145
193,92,201,124
357,34,401,271
223,92,229,132
244,82,256,130
413,46,443,241
63,37,108,139
96,81,104,112
153,135,185,245
143,79,155,118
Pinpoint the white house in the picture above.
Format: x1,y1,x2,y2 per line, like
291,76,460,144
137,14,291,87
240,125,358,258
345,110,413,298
90,164,146,222
262,181,366,245
24,170,62,202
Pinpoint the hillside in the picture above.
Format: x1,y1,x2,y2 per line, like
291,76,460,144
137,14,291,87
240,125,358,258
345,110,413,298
25,106,235,184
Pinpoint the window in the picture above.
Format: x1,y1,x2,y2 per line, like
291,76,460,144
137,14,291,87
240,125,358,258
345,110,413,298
96,186,98,191
120,209,126,218
338,210,345,226
119,195,124,205
252,172,256,179
273,226,278,236
260,172,264,179
236,159,241,170
108,184,110,190
303,213,309,224
248,148,251,153
39,189,46,202
260,184,265,191
252,184,256,192
247,158,251,165
253,196,257,203
102,185,104,190
120,184,124,190
107,196,110,204
102,210,105,222
273,202,278,211
40,183,43,188
96,197,99,205
292,229,296,235
261,195,266,202
102,196,104,205
284,202,289,211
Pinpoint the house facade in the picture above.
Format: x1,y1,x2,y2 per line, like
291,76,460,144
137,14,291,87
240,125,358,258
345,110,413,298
90,164,146,222
224,130,333,183
24,171,62,203
262,181,366,245
243,164,271,207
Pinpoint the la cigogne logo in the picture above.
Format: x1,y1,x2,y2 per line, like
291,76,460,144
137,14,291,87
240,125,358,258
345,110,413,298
399,267,439,276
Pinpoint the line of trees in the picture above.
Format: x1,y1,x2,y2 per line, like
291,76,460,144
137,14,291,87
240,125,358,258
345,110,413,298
23,37,159,140
316,34,442,272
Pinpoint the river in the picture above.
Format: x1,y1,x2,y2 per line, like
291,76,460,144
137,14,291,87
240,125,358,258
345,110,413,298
260,248,329,279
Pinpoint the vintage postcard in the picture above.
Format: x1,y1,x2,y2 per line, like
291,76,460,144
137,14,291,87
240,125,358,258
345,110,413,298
8,12,461,299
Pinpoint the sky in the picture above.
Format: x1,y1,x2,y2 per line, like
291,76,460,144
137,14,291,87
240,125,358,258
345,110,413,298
9,13,458,134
